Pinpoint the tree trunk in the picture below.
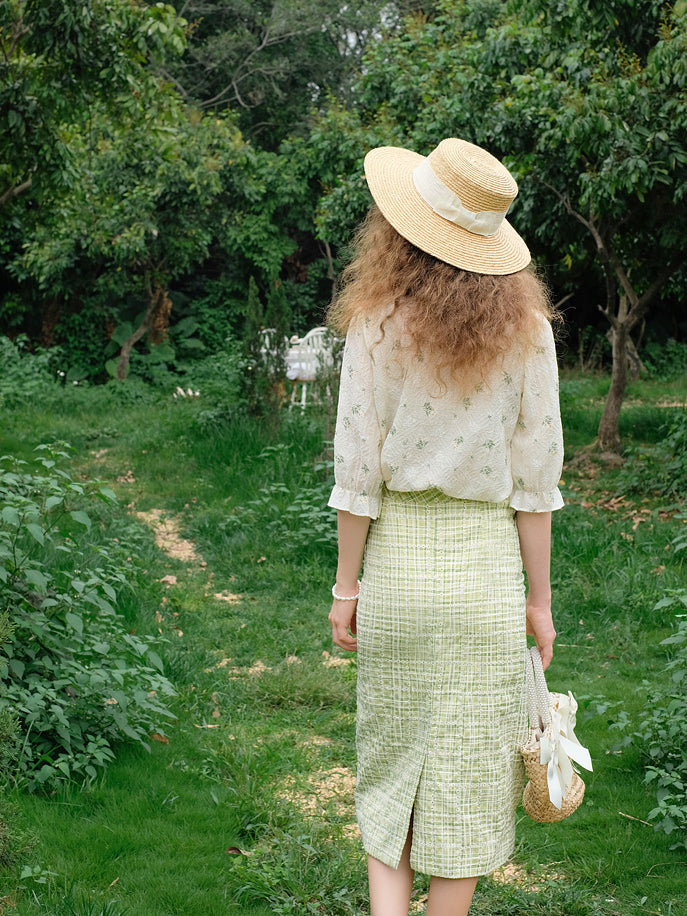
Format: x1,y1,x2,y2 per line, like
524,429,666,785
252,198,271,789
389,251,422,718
116,280,168,380
604,327,645,379
626,334,645,380
40,297,62,348
322,240,337,302
535,183,680,453
598,321,628,452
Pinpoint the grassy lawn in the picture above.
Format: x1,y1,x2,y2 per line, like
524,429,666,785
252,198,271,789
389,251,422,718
0,373,686,915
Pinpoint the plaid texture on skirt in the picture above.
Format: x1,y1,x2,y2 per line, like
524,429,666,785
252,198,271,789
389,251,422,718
356,489,529,878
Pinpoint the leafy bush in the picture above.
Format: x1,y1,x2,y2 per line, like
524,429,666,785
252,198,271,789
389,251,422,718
641,338,687,381
220,444,336,557
0,336,59,407
615,411,687,499
0,446,175,791
608,583,687,852
181,338,248,407
635,595,687,851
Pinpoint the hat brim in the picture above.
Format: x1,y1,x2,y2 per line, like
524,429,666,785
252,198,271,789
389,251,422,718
364,146,531,276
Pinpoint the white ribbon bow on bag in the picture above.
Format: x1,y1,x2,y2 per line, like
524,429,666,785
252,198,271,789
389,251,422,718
539,691,593,810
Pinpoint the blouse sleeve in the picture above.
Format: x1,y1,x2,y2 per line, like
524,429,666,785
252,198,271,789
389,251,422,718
328,320,385,519
510,318,565,513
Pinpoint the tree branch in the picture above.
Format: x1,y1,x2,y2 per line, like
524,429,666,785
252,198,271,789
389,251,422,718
553,291,575,311
0,176,33,209
195,22,322,109
626,256,687,331
1,15,29,64
158,66,191,99
536,177,619,320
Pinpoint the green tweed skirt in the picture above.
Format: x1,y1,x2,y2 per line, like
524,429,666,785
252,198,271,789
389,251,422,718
356,489,528,878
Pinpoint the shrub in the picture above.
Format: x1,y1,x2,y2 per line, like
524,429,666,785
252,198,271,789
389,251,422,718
0,336,59,407
0,446,175,791
615,411,687,499
219,443,337,558
635,595,687,851
641,338,687,381
181,338,248,407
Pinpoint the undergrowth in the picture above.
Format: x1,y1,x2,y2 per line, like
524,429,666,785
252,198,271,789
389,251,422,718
616,412,687,499
0,447,175,791
634,592,687,851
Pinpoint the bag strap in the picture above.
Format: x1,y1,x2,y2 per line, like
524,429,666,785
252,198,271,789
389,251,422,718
526,646,552,732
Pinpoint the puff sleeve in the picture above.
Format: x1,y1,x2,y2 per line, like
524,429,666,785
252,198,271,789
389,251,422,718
328,320,385,519
509,318,565,513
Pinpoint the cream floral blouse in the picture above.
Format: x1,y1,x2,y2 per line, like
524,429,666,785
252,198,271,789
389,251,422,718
328,306,564,519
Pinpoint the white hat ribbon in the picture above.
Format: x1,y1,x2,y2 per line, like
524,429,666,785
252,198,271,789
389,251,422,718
412,158,507,238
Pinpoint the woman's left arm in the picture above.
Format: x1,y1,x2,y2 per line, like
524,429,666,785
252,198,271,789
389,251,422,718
329,510,371,652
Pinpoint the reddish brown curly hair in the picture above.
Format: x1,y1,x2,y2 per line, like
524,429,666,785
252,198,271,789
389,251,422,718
328,207,556,387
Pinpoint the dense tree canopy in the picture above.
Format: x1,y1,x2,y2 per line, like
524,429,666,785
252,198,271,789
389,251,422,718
0,0,185,208
163,0,426,148
311,0,687,446
1,0,686,444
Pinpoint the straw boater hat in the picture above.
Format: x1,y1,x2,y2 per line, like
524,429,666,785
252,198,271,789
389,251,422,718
364,138,531,276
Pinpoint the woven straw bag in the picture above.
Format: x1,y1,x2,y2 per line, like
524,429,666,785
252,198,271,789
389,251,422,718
521,647,593,823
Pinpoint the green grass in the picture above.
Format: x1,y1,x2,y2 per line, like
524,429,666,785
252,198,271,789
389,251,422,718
0,377,686,915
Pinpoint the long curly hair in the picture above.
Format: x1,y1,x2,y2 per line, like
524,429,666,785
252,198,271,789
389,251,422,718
327,207,556,387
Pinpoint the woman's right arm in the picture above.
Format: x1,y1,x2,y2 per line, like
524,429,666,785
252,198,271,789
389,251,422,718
515,510,556,670
329,510,371,652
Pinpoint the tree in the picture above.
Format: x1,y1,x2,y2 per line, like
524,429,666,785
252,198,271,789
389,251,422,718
0,0,186,211
487,0,687,450
311,0,687,450
10,93,309,377
163,0,428,148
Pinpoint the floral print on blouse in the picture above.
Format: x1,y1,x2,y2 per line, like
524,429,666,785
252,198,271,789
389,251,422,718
328,306,564,519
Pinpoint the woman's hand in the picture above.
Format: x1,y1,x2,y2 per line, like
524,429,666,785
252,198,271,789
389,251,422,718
526,601,556,670
329,598,358,652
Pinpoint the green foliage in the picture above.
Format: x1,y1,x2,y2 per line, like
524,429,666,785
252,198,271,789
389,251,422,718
166,0,411,149
238,278,290,417
0,336,59,406
634,597,687,851
641,338,687,380
0,446,175,791
221,455,337,556
231,828,367,915
0,0,187,208
615,411,687,498
179,337,249,426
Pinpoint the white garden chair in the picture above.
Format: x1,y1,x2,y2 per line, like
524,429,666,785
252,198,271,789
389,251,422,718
287,326,333,409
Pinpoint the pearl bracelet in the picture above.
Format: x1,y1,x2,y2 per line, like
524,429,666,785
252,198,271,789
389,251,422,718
332,580,361,601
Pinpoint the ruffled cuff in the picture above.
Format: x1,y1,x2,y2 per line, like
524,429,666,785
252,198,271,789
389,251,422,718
328,484,381,519
510,487,564,513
